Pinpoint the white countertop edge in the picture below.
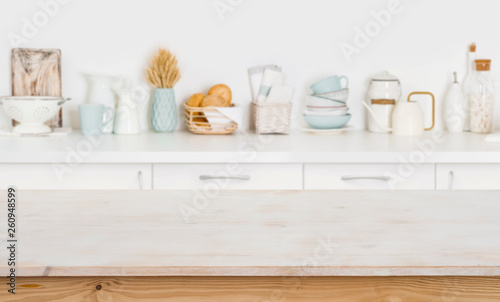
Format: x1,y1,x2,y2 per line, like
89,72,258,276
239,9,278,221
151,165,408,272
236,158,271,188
3,152,500,164
2,130,500,164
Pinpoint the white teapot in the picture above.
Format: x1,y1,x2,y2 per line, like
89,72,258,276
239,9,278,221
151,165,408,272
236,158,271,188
363,92,435,136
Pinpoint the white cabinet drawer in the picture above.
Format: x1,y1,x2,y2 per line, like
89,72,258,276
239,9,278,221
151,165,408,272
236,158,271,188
304,164,435,190
153,164,303,190
437,164,500,190
0,164,152,190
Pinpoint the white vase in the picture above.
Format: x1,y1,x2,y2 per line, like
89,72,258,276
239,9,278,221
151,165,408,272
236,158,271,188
445,73,465,133
114,88,144,135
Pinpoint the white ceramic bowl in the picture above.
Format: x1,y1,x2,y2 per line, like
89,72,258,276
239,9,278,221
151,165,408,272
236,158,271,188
0,96,70,134
306,105,349,112
306,95,346,107
303,114,352,130
304,109,349,116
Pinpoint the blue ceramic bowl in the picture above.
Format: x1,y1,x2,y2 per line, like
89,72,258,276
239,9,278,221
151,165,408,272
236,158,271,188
310,76,349,95
303,113,351,130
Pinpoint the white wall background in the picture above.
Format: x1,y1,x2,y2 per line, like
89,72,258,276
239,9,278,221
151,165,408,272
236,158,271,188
0,0,500,131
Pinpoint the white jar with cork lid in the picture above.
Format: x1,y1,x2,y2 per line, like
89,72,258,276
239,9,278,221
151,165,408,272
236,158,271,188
469,59,495,133
365,71,402,133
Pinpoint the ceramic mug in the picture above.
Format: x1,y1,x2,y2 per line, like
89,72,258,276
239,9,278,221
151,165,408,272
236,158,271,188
79,104,114,136
311,75,349,95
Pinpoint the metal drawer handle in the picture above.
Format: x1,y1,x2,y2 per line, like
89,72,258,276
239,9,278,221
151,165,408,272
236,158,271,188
199,175,251,181
448,171,454,190
341,176,392,182
138,171,144,190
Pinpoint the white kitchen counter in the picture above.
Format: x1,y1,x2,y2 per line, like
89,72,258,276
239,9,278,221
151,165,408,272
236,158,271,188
0,130,500,164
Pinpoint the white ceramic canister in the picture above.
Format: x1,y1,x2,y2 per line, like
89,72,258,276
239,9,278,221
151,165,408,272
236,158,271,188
365,71,402,133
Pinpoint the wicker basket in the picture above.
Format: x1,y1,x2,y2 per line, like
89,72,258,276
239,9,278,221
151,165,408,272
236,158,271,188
184,104,238,135
253,102,292,134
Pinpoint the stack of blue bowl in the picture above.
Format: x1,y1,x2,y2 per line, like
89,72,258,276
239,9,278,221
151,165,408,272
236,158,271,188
304,75,351,130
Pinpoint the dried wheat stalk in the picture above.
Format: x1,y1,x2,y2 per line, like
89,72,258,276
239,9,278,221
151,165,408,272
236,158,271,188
146,48,181,89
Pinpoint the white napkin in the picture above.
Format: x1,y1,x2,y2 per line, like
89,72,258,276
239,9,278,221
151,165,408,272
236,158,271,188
204,107,243,128
266,85,294,104
256,69,286,103
248,65,282,101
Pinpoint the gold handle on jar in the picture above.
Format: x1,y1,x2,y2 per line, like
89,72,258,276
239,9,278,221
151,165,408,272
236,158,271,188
408,92,435,131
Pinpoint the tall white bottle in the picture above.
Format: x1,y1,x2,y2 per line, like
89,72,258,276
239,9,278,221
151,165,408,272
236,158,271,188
444,72,465,133
462,43,476,131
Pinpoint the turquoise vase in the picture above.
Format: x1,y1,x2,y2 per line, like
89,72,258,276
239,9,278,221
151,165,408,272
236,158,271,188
152,88,178,132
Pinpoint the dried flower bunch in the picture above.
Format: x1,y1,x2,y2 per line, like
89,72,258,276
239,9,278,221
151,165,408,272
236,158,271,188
146,48,181,89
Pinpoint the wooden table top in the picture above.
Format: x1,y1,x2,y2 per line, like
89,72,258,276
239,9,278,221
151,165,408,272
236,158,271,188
1,190,499,277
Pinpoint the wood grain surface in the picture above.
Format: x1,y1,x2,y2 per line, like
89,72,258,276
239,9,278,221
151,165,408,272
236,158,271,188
1,190,500,277
1,276,500,301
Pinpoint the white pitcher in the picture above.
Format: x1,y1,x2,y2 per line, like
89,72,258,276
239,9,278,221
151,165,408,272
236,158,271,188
363,92,435,136
113,88,147,135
